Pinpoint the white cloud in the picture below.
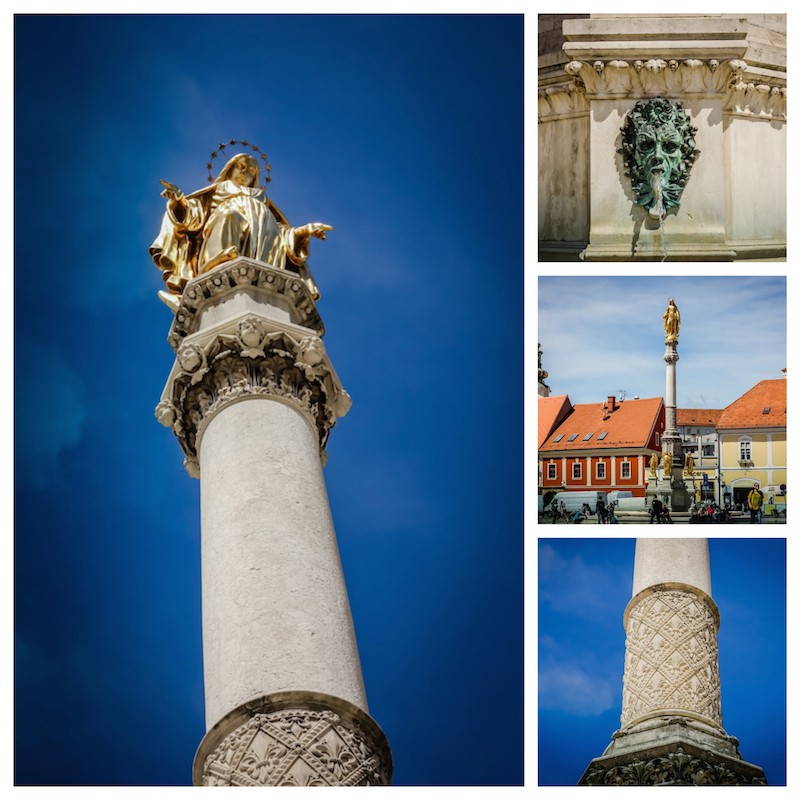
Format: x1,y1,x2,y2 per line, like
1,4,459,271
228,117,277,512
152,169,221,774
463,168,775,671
539,661,616,716
539,541,632,622
538,276,786,408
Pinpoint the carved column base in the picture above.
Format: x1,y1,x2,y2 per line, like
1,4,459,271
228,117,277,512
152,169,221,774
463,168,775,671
193,691,392,786
579,722,767,785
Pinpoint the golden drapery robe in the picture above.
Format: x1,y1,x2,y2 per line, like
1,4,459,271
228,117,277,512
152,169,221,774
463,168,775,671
150,180,319,299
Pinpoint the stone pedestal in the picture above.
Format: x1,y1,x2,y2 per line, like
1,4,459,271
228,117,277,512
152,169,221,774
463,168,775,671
646,476,690,514
579,539,766,786
538,15,786,261
156,258,391,786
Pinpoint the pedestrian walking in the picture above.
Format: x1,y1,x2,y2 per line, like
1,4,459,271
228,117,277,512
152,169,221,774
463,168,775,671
747,483,764,524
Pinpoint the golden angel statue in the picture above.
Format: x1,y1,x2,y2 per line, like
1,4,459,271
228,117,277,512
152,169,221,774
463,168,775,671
662,452,673,477
685,454,695,475
662,298,681,342
648,453,659,477
150,150,331,311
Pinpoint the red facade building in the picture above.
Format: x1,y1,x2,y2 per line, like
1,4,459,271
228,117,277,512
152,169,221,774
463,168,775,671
539,395,665,499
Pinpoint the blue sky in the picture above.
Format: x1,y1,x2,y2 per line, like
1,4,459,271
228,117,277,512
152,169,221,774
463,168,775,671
538,538,787,786
538,275,787,409
13,14,523,786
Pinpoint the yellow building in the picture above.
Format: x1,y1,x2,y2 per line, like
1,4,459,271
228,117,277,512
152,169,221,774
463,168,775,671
677,408,722,503
716,378,786,512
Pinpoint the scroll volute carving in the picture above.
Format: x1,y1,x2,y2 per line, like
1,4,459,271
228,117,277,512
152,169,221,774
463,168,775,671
157,322,349,474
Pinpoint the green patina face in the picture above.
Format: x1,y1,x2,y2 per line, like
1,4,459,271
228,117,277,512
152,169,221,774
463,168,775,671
619,97,699,218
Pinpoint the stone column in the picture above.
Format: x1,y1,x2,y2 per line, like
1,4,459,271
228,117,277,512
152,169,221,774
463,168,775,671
661,337,688,510
156,258,391,786
579,539,766,786
647,301,689,511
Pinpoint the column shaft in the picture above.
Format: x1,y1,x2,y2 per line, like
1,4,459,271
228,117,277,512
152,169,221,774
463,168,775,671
632,538,711,596
199,397,367,728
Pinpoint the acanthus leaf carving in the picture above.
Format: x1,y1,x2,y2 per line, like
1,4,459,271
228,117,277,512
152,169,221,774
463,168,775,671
553,58,785,119
160,326,347,475
582,748,767,786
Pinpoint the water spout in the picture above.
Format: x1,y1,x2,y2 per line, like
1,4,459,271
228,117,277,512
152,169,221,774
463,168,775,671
649,169,666,221
659,215,669,261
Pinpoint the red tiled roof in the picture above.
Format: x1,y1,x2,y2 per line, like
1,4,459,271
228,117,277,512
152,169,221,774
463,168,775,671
538,394,572,448
539,396,663,451
716,379,787,430
677,408,723,427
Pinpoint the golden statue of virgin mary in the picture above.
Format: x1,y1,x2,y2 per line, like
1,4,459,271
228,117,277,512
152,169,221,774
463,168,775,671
150,152,331,311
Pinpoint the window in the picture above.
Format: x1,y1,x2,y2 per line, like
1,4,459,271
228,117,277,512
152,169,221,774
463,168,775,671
597,432,608,441
582,433,593,441
596,462,606,479
567,433,578,442
621,461,631,479
655,433,660,446
547,463,557,480
739,439,752,461
553,434,564,442
702,444,715,457
572,462,582,480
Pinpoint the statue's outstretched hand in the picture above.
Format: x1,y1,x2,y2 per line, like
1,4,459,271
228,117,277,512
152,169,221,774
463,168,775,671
159,180,185,204
296,223,333,241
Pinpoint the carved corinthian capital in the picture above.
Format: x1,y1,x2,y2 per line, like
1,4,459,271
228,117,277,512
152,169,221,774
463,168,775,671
156,260,351,476
193,692,392,787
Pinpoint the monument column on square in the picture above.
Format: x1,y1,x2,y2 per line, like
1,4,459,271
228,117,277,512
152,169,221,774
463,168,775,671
151,145,391,786
647,298,689,511
579,538,766,786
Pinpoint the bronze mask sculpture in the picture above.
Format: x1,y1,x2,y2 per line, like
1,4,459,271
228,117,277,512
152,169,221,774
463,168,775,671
619,97,699,220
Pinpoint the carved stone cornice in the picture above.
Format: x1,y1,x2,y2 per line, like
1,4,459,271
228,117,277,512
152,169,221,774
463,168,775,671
167,258,324,352
193,692,392,787
621,583,721,731
581,745,767,786
538,82,589,121
156,317,351,476
542,59,786,121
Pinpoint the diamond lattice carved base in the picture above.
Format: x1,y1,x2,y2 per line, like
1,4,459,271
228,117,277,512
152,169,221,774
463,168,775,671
193,691,392,786
622,583,721,730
